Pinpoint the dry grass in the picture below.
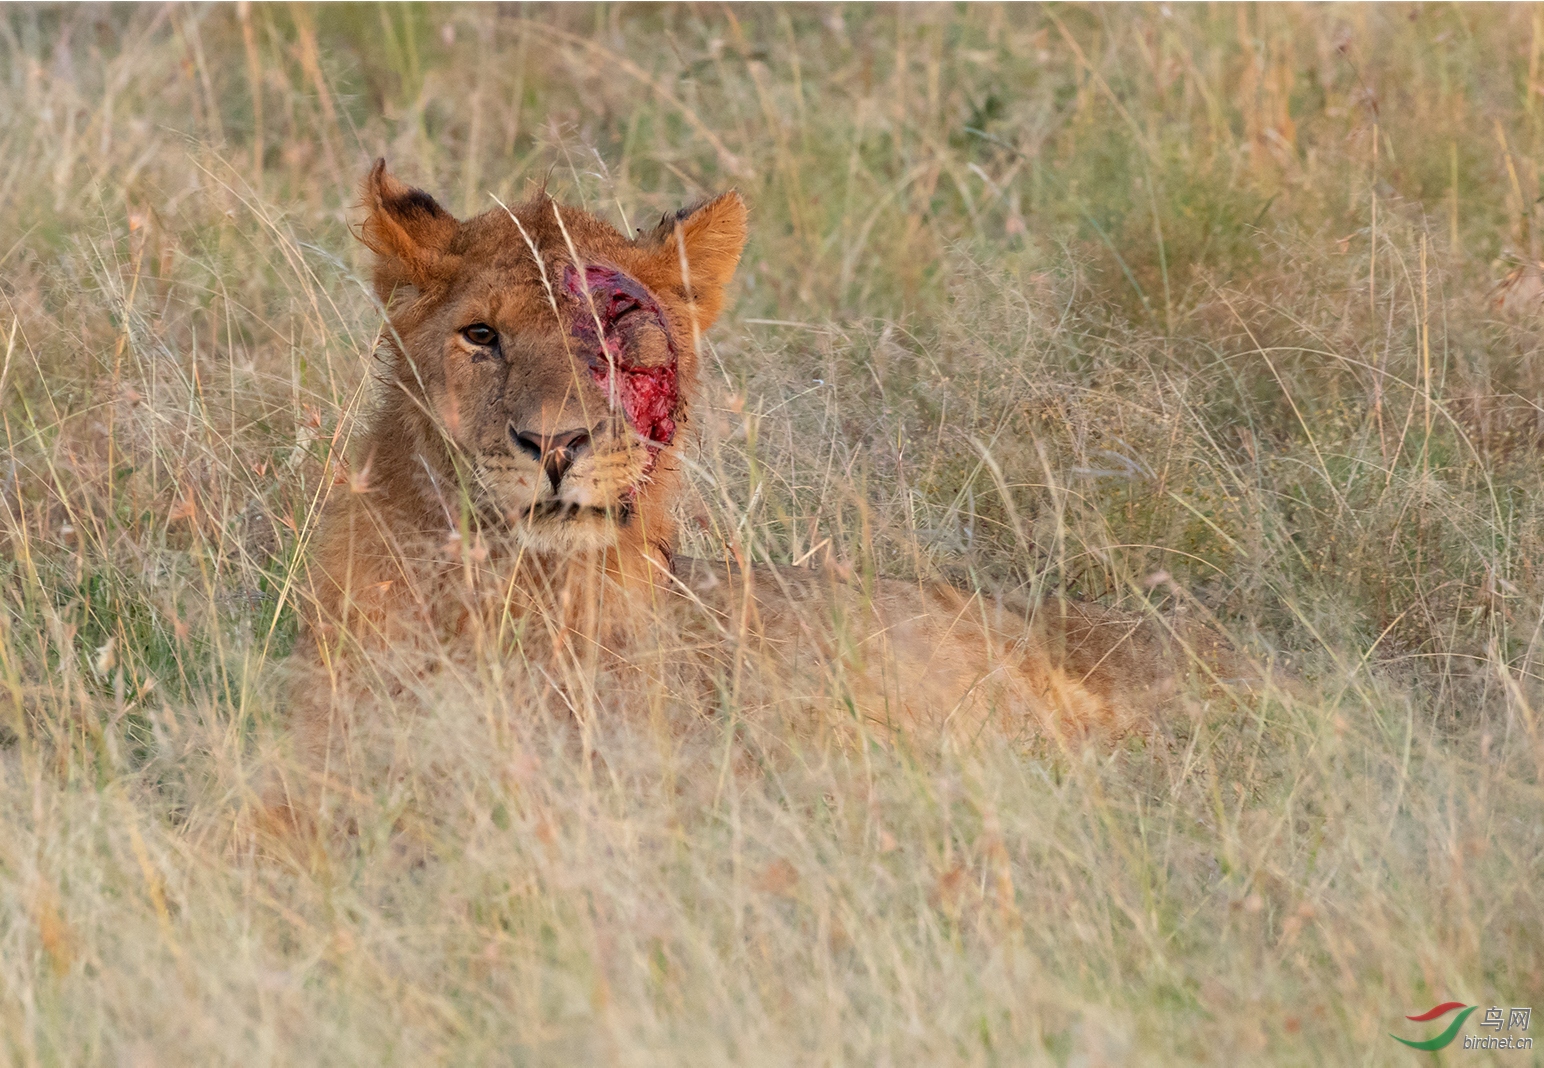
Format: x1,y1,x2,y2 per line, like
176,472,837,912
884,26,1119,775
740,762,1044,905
1,4,1541,1064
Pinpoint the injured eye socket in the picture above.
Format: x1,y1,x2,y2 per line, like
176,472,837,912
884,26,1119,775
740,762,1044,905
462,323,498,347
609,297,643,322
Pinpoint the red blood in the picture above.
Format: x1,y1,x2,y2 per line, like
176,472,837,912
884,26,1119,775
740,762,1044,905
563,265,680,450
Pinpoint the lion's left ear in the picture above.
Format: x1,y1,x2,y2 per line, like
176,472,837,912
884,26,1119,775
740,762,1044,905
360,159,459,302
643,191,749,332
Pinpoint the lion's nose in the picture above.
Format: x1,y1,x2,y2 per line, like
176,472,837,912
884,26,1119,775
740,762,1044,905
511,427,591,494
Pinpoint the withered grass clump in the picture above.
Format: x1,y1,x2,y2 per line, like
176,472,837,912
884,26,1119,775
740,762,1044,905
0,6,1540,1064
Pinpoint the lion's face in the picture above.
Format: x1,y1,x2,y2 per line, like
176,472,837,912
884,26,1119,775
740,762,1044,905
360,162,747,554
394,257,684,548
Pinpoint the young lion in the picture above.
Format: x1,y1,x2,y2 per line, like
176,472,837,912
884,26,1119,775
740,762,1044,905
279,161,1235,807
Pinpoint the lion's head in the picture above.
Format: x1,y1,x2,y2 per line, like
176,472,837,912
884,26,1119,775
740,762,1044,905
357,160,747,557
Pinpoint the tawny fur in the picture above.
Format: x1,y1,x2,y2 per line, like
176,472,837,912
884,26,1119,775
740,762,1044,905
276,161,1240,816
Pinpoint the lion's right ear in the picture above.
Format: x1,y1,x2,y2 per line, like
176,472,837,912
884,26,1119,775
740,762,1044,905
359,159,458,299
639,191,749,332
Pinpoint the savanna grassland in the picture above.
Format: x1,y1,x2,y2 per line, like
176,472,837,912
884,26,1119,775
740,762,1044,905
0,3,1541,1064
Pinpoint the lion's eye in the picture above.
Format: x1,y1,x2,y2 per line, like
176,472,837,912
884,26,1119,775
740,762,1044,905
463,323,498,347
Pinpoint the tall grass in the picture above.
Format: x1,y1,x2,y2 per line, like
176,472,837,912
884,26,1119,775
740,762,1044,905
0,4,1540,1063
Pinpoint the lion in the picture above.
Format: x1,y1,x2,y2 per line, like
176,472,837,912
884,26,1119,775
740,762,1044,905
276,160,1243,814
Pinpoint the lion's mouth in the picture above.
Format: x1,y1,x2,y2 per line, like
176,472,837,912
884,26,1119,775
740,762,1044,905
473,458,638,528
484,495,633,529
517,498,633,525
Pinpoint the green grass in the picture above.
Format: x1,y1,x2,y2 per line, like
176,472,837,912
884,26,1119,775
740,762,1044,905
1,4,1542,1063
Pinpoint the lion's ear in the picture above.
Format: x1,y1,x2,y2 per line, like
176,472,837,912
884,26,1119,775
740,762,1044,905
644,191,749,331
360,159,458,300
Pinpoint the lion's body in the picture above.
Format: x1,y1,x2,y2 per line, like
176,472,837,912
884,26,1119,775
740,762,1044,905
670,558,1230,739
280,162,1237,809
